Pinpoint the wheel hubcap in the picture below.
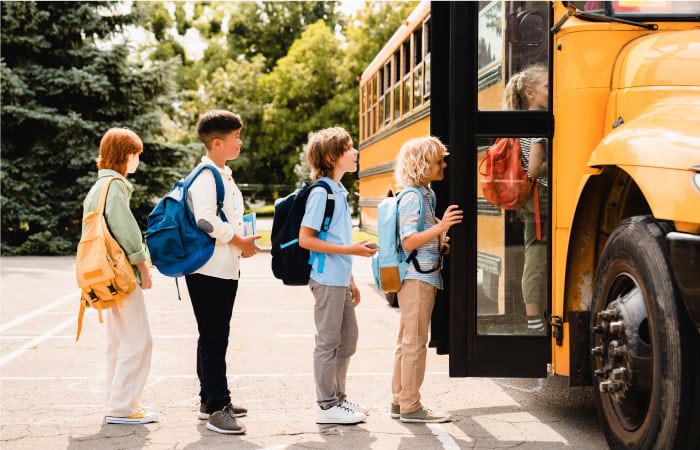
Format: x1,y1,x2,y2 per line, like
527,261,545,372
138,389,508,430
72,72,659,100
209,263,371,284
592,274,652,431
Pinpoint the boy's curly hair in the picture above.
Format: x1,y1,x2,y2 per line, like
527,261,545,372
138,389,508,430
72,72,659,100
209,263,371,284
394,136,448,187
306,127,352,180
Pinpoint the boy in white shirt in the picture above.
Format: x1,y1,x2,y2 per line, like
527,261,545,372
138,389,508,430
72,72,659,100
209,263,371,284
186,110,260,434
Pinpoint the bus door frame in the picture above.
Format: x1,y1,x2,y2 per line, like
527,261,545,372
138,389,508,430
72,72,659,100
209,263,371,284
430,1,554,378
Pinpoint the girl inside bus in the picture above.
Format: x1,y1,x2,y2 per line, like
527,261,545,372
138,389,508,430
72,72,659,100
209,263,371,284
504,64,549,334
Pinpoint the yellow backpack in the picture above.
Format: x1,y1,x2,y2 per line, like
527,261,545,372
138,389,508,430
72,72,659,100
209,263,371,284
75,177,137,340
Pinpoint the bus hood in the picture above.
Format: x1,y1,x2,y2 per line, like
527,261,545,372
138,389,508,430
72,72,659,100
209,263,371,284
590,96,700,170
592,30,700,170
612,30,700,90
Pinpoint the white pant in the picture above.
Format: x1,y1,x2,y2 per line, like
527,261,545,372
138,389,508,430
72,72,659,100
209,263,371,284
104,287,153,417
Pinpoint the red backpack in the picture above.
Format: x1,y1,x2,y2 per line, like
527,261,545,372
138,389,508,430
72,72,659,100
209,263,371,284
479,138,541,240
479,138,533,210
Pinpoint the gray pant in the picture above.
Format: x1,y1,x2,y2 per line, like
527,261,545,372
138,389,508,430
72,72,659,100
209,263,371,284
309,279,358,409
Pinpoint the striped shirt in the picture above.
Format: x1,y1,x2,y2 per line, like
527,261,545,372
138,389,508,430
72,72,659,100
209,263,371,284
397,185,442,289
520,138,548,188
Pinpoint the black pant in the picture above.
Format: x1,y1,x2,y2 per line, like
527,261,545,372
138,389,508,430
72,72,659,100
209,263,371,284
185,273,238,413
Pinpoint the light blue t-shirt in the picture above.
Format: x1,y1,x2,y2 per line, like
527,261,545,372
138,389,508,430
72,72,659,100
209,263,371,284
300,177,353,287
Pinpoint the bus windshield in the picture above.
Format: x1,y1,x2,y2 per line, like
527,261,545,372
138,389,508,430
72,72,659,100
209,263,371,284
572,1,700,16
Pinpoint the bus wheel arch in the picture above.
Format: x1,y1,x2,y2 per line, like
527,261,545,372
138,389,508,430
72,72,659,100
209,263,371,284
590,215,697,449
565,167,651,386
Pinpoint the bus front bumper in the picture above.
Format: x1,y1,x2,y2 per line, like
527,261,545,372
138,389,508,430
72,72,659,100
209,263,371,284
667,231,700,333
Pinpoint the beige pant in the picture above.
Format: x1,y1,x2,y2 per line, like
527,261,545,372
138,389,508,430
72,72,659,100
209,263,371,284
391,279,437,414
104,287,153,417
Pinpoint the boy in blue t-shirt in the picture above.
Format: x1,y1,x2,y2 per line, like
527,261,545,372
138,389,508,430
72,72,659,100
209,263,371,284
299,127,378,425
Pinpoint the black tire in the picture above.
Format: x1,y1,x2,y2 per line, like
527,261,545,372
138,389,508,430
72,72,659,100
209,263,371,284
385,292,398,307
590,215,698,449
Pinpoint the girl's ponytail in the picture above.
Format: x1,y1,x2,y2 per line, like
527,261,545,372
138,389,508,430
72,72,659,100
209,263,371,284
503,64,547,111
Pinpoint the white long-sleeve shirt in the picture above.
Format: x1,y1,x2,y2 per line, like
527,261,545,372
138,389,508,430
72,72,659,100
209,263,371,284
186,155,244,280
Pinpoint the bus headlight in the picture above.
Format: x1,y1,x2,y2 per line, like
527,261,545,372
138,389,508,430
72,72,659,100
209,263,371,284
694,172,700,193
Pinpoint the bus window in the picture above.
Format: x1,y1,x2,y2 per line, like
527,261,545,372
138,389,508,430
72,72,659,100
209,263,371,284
413,27,423,108
403,40,411,116
371,74,377,135
476,137,549,335
475,2,550,335
361,85,368,141
394,49,401,120
423,18,430,102
478,1,549,111
384,60,392,125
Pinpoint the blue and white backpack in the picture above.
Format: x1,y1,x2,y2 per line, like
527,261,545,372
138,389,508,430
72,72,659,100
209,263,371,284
371,187,439,293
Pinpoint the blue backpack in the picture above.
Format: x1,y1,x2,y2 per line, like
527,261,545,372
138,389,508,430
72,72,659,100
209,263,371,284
372,187,438,292
271,180,334,285
145,164,227,278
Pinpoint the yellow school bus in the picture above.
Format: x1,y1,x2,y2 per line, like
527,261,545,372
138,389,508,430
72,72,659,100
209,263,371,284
358,2,700,448
358,1,432,233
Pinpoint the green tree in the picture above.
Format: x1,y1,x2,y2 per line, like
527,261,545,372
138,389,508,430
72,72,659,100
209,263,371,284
258,20,343,185
183,1,418,200
1,1,186,255
334,1,420,138
320,1,419,206
228,1,340,72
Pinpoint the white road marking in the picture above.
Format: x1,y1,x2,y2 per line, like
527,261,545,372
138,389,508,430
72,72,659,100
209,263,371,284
0,316,75,367
427,423,462,450
0,292,76,332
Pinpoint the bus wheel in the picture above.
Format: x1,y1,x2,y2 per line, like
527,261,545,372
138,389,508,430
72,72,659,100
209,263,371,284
590,215,697,450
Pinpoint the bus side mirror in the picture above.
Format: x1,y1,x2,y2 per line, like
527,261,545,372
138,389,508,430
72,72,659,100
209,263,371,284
507,10,547,45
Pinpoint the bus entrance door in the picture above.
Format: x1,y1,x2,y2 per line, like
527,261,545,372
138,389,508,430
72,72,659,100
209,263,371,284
430,1,552,378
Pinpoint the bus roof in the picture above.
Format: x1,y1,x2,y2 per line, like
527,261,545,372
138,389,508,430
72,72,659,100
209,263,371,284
359,0,430,85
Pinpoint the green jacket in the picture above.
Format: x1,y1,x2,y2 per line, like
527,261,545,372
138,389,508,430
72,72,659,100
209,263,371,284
82,169,147,265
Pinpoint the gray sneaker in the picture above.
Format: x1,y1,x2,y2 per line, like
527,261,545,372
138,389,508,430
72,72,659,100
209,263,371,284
400,406,451,423
207,404,246,434
390,403,400,419
200,402,247,420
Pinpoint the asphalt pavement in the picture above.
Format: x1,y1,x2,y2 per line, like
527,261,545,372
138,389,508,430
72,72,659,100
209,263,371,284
0,219,607,449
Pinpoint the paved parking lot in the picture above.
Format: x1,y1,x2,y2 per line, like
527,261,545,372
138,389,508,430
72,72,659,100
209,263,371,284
0,250,606,449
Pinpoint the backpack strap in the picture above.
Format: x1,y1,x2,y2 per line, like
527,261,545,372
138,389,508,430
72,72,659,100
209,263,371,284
397,187,440,274
533,183,542,241
97,176,129,217
97,176,118,214
307,180,335,274
183,164,228,222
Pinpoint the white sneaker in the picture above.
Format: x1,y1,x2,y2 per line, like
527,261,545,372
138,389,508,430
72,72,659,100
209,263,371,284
106,408,159,424
316,404,366,424
340,398,370,415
